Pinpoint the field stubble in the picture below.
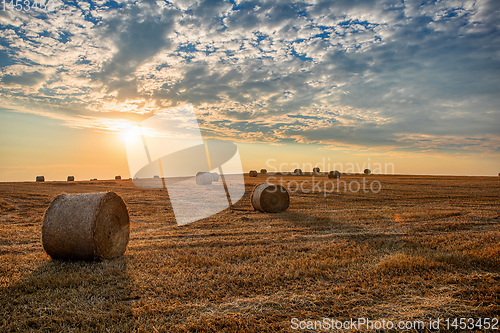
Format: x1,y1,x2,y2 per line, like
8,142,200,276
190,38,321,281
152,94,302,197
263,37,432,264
0,174,499,332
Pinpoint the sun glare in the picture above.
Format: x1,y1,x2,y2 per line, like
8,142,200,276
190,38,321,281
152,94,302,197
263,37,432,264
121,124,143,143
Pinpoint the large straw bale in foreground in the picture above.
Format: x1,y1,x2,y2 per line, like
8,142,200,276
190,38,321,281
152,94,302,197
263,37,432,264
251,183,290,213
42,192,129,260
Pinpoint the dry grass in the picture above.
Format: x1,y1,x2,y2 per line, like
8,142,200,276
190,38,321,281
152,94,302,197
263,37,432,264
0,175,499,332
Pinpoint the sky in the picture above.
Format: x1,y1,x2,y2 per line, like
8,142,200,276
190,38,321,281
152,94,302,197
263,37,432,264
0,0,499,181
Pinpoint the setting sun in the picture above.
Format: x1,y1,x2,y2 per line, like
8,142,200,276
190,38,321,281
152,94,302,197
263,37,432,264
121,124,143,144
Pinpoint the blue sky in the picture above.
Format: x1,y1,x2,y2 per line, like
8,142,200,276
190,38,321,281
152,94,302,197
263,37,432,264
0,0,499,180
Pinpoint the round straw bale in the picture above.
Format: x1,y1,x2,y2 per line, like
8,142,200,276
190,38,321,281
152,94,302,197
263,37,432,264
212,172,219,181
364,169,371,175
36,176,45,182
251,183,289,213
42,192,129,260
260,169,267,174
115,175,121,180
313,167,320,173
249,170,258,177
67,176,74,181
153,175,160,179
293,168,303,175
328,170,340,179
196,172,212,185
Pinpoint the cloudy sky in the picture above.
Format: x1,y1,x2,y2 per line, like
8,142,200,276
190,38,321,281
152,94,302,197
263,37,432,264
0,0,499,180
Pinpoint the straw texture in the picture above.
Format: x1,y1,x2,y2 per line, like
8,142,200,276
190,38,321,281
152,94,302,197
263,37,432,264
251,183,290,213
42,192,130,260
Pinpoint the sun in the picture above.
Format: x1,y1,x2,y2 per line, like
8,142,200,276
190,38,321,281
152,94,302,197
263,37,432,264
121,124,143,144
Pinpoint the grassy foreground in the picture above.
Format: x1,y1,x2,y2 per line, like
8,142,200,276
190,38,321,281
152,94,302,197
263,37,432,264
0,174,499,332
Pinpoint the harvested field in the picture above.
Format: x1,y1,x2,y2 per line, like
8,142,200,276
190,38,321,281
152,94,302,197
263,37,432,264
0,175,499,332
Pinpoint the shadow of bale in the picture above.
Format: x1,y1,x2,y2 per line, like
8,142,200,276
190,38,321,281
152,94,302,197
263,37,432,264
279,210,364,232
0,257,137,332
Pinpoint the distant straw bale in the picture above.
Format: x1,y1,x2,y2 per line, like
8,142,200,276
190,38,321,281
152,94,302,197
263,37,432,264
328,170,340,179
251,183,289,213
212,173,219,182
67,176,74,181
115,175,121,180
260,169,267,174
313,167,320,174
364,169,372,175
36,176,45,182
42,192,130,260
249,170,258,177
196,172,212,185
293,169,303,175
